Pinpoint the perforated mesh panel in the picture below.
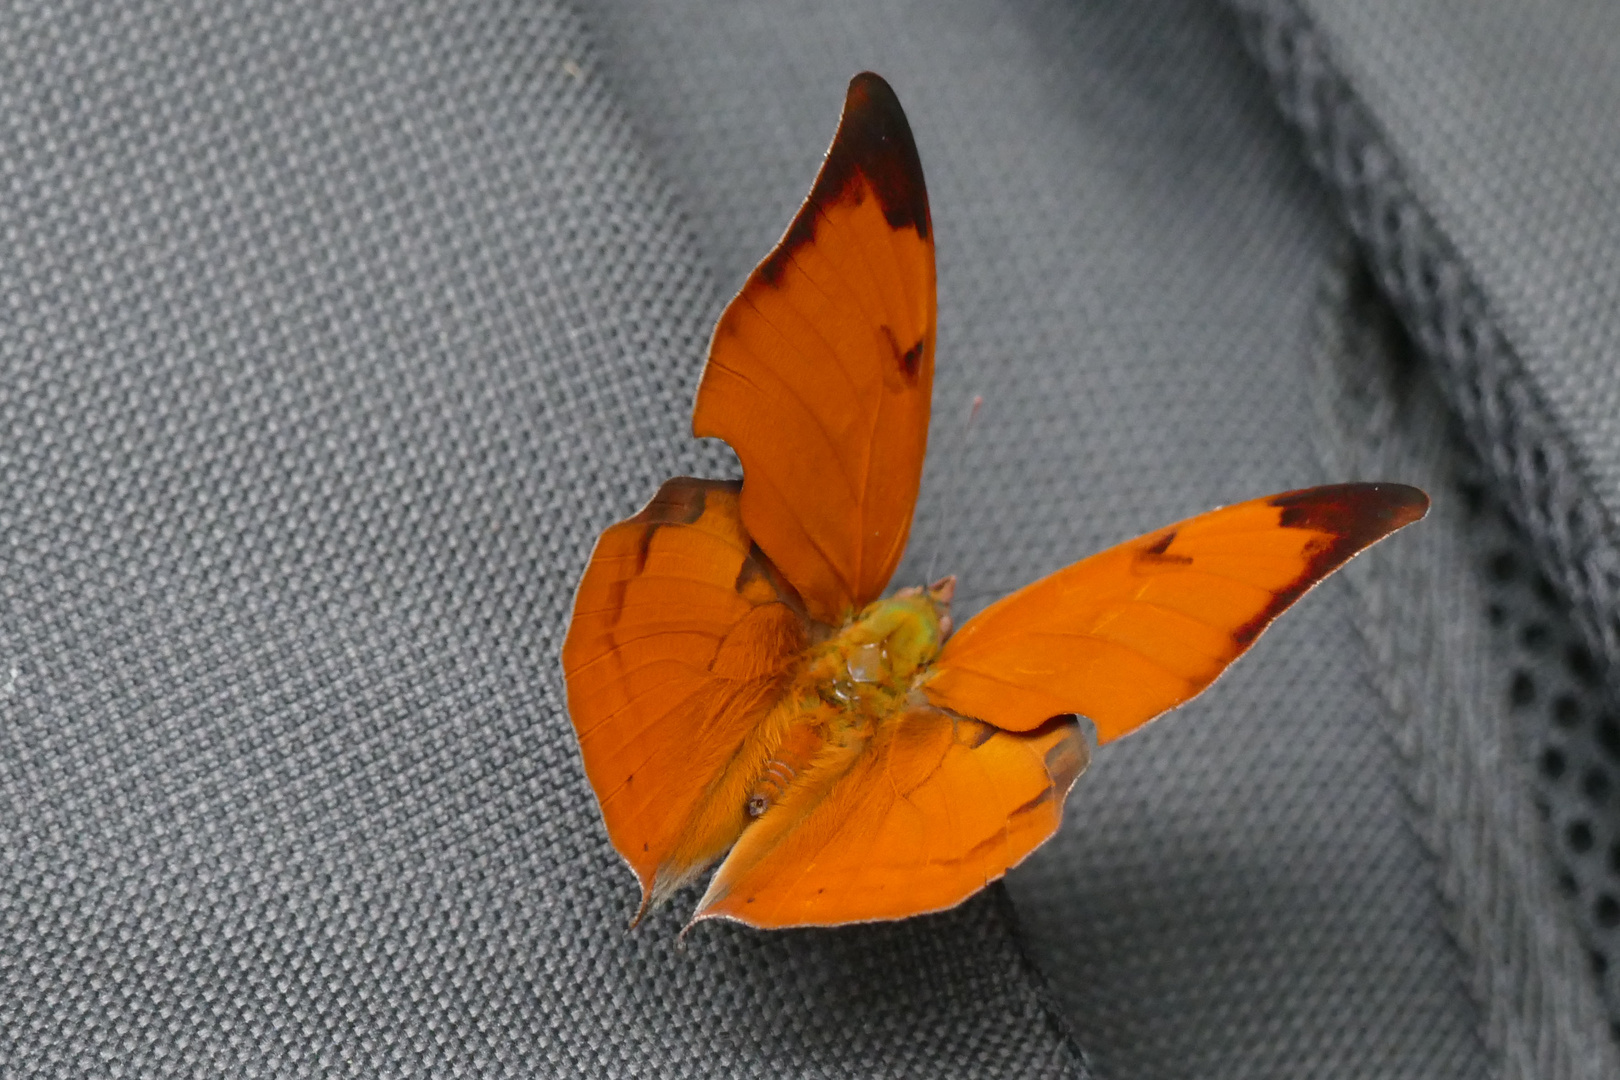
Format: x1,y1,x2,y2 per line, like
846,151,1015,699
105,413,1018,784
1232,19,1620,1033
1459,461,1620,1036
1309,253,1620,1079
1234,1,1620,704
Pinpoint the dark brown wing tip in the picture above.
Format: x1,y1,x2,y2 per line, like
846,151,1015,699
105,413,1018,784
754,72,931,287
1269,482,1430,547
1230,482,1428,648
837,72,930,238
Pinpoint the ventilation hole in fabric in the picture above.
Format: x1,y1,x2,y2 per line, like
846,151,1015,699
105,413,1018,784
1530,447,1551,481
1556,695,1583,728
1570,645,1602,686
1537,575,1562,608
1600,717,1620,757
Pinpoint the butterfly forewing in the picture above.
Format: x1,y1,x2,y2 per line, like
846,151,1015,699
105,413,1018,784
693,72,936,625
925,483,1430,743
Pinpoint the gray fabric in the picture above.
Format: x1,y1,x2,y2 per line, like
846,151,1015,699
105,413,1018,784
584,1,1487,1077
1296,0,1620,529
1233,0,1620,1053
1478,471,1620,1030
0,2,1085,1075
1310,255,1620,1080
8,0,1618,1075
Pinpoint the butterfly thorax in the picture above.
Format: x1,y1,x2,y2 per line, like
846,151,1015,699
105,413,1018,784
815,586,950,698
742,577,956,819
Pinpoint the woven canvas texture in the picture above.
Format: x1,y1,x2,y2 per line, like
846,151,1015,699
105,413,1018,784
0,2,1086,1075
583,1,1488,1077
9,0,1617,1076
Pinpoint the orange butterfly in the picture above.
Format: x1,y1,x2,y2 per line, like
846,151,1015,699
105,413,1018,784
562,72,1427,931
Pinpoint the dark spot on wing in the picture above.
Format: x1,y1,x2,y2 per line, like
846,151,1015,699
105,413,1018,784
637,476,731,527
735,542,814,622
602,576,632,635
879,325,927,386
630,476,739,573
600,478,741,633
900,336,926,381
1231,482,1429,646
1143,530,1176,555
1135,529,1193,567
734,549,773,602
757,72,931,286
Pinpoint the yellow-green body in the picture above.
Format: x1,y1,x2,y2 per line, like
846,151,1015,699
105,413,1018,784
745,585,953,815
648,579,955,907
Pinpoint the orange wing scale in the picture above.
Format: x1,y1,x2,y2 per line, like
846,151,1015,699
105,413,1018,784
693,72,936,625
562,71,1431,932
925,483,1430,744
561,477,810,912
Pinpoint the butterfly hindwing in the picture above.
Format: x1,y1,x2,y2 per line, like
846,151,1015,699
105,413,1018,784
693,72,936,625
691,708,1086,928
561,477,810,913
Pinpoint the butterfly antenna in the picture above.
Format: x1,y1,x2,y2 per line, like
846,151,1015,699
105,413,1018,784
926,395,984,583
